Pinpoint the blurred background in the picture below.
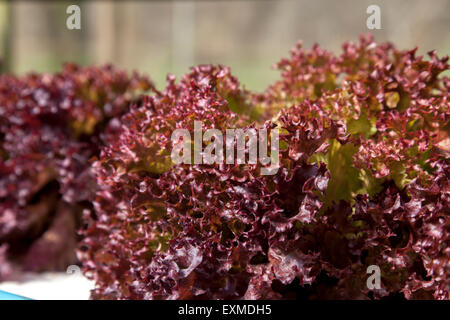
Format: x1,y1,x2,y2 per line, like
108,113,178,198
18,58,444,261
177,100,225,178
0,0,449,91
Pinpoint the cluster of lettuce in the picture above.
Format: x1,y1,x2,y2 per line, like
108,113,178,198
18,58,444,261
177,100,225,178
0,35,448,300
78,36,449,300
0,64,153,279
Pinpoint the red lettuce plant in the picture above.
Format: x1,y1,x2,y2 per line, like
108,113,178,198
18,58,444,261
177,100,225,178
82,36,449,299
80,65,263,298
0,64,153,278
79,36,449,300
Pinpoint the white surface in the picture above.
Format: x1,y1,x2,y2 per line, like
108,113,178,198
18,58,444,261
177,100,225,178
0,272,95,300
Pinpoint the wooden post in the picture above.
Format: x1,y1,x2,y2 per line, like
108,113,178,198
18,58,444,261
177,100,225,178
116,2,138,68
92,1,116,64
171,1,196,74
0,1,13,74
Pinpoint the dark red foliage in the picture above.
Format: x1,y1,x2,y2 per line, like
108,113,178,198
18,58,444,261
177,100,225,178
3,36,446,300
80,36,448,300
0,64,153,275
